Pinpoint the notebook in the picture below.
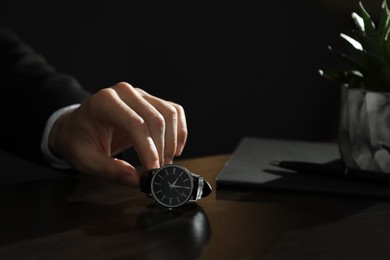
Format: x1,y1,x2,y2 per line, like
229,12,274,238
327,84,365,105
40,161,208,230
216,137,390,199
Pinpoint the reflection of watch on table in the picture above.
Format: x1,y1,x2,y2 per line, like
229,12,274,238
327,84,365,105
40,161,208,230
140,164,212,209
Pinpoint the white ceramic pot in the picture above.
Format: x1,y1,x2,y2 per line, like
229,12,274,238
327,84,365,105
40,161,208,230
339,86,390,172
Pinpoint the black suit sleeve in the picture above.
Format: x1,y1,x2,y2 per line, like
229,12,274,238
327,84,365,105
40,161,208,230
0,26,91,164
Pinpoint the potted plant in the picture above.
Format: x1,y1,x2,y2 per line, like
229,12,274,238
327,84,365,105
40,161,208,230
319,0,390,172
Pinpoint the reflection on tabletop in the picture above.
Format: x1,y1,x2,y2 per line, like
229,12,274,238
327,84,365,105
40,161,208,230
0,175,211,259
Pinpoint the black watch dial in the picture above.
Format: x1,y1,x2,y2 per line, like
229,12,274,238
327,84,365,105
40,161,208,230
151,165,194,208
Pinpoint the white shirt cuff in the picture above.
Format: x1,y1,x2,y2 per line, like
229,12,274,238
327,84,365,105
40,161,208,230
40,104,80,169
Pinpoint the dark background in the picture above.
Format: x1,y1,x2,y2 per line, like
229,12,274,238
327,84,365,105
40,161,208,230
0,0,384,160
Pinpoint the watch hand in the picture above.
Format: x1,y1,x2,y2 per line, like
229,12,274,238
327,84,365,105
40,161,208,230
172,178,179,186
171,185,191,189
168,180,182,189
172,187,182,195
167,181,175,189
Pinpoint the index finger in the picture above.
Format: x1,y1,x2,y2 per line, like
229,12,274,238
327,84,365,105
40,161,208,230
91,88,161,170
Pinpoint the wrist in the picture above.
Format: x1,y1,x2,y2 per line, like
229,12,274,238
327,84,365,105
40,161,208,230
41,104,80,168
49,109,71,160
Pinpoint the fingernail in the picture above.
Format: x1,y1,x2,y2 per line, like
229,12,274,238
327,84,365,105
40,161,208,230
164,157,173,165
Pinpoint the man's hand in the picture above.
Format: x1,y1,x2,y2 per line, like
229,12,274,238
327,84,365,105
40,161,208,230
48,82,188,188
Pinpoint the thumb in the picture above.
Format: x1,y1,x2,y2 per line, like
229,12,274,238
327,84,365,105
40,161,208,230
78,150,140,188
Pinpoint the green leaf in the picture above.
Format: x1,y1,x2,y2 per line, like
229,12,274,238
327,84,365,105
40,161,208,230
385,28,390,63
319,67,371,88
358,1,377,39
321,1,390,92
365,50,390,69
382,1,390,63
378,0,390,41
359,49,390,78
352,12,365,31
327,45,366,72
328,42,389,83
318,67,345,82
376,68,390,90
351,29,383,54
340,33,363,50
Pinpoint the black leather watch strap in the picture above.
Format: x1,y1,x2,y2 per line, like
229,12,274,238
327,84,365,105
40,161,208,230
202,180,212,198
140,170,154,194
191,175,212,199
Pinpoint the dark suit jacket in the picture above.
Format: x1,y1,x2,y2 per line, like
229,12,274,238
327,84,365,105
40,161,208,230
0,26,90,164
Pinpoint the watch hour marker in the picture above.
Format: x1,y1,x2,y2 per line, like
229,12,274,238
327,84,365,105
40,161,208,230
150,165,195,208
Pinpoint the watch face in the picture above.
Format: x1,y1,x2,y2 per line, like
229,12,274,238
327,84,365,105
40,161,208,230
151,165,194,208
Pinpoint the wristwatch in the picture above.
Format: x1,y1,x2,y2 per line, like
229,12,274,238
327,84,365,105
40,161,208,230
140,164,212,209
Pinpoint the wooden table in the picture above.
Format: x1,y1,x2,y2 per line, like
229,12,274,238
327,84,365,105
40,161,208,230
1,154,390,259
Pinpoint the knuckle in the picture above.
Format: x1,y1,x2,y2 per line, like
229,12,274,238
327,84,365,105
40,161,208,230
178,126,188,142
134,87,146,95
98,87,116,97
85,88,116,112
94,88,116,102
159,104,178,123
172,103,185,115
115,81,133,89
114,82,137,94
149,113,166,129
164,104,178,119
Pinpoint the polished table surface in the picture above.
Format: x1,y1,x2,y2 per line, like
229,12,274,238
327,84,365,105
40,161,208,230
2,153,390,259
